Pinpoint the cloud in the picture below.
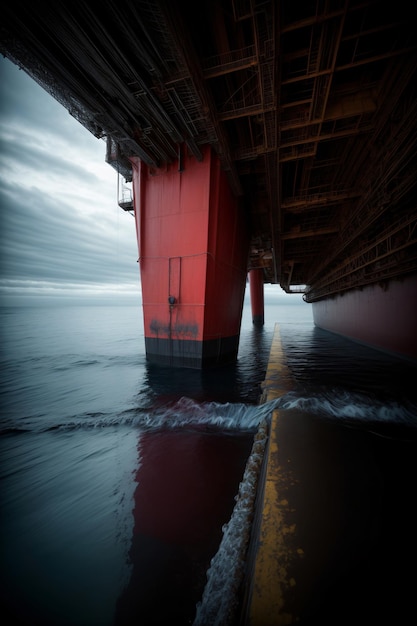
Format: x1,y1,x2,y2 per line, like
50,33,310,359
0,56,307,309
0,56,139,305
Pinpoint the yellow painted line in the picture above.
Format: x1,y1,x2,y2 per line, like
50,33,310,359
260,323,294,402
248,323,297,626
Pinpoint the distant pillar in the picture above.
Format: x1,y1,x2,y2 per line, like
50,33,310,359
130,145,250,368
249,269,264,326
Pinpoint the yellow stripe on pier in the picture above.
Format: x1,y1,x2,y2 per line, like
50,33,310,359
247,323,298,626
260,323,294,402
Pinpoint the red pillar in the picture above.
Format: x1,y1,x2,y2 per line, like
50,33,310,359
130,145,250,368
249,268,264,326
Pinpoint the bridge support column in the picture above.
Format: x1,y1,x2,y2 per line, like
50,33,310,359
249,268,265,326
130,146,250,368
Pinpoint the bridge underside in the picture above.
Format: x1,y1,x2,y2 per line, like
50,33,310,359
1,0,416,362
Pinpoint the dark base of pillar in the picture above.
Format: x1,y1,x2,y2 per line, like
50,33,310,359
252,314,264,326
145,335,240,369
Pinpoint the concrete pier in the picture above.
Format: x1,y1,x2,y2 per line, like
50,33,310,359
239,323,417,625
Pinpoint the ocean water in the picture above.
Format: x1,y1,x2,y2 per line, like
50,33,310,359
1,299,416,626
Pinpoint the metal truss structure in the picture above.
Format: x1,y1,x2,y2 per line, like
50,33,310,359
2,0,416,300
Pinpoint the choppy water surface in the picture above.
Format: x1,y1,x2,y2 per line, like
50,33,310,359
1,302,416,625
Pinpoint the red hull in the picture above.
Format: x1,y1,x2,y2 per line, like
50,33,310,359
312,274,417,361
131,146,250,368
249,269,265,326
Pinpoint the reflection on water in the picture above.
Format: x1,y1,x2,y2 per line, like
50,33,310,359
281,325,417,401
2,304,417,626
142,324,273,407
114,428,253,625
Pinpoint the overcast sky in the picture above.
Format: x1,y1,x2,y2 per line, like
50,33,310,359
0,55,304,308
0,55,140,306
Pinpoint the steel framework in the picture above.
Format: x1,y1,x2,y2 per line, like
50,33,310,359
1,0,416,300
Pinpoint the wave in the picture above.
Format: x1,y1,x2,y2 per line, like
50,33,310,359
193,419,269,626
1,389,415,437
0,397,268,436
274,388,417,425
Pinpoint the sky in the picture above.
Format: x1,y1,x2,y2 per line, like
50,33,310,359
0,55,305,308
0,55,140,306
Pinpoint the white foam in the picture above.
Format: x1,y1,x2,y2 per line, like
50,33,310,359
276,389,417,423
193,419,269,625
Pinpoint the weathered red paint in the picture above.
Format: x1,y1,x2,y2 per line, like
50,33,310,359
130,145,250,367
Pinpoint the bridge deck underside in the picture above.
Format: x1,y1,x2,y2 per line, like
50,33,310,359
2,0,416,299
